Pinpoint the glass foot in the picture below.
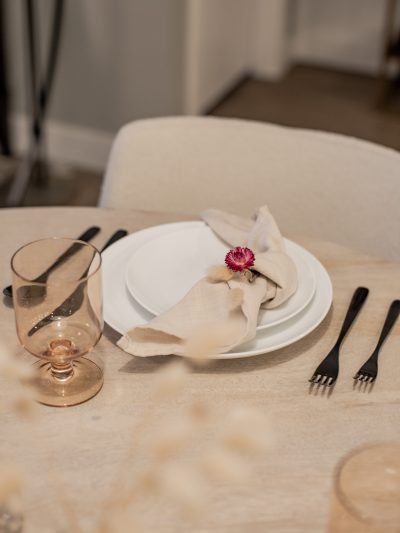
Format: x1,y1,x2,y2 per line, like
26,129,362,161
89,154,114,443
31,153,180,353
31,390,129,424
32,357,103,407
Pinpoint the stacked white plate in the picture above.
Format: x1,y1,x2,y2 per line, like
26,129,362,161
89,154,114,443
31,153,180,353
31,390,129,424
102,221,332,359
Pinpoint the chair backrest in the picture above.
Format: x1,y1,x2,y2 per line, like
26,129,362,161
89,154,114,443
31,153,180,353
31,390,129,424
99,116,400,259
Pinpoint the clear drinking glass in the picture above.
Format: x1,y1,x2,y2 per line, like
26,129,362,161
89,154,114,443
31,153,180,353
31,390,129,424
11,238,103,407
329,443,400,532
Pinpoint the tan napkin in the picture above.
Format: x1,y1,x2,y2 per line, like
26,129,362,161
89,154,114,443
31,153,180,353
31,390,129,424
118,206,297,357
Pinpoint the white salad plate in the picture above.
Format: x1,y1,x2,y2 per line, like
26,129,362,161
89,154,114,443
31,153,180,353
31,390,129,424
125,222,316,331
102,221,333,359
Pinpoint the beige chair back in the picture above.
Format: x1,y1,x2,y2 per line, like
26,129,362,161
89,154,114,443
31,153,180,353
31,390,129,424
100,117,400,259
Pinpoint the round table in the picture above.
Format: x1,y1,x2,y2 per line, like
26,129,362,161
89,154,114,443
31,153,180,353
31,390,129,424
1,207,399,533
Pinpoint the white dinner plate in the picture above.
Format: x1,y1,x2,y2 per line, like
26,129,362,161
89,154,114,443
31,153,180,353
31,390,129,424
125,222,316,331
102,222,333,359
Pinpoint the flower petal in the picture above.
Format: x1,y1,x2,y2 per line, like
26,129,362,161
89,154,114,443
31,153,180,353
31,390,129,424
225,247,255,272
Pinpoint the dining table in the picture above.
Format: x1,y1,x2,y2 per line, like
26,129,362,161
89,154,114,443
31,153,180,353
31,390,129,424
1,206,400,533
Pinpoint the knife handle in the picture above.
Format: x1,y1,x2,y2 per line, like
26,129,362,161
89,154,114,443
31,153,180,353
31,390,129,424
3,226,100,299
100,230,128,252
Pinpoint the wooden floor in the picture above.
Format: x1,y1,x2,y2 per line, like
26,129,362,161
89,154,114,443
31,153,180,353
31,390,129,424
211,65,400,151
0,164,103,208
1,65,399,207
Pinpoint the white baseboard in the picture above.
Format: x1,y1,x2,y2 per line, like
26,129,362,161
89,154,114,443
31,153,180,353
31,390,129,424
11,114,114,172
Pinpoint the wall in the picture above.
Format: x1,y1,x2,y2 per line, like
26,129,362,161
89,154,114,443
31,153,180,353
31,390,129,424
291,0,388,74
183,0,250,114
8,0,389,169
6,0,293,166
6,0,185,168
183,0,290,114
249,0,290,80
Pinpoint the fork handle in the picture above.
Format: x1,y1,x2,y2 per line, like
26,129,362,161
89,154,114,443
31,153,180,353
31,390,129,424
371,299,400,357
335,287,369,348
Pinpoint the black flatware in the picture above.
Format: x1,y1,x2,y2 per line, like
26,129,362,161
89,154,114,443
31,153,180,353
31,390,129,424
3,226,100,300
27,229,128,337
309,287,369,387
353,299,400,384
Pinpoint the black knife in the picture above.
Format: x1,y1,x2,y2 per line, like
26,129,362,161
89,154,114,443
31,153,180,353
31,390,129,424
27,229,128,337
4,226,101,299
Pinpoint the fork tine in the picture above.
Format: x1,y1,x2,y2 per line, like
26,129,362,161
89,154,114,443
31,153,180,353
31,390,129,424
369,376,376,383
320,375,329,385
309,374,319,383
353,372,361,380
326,376,334,386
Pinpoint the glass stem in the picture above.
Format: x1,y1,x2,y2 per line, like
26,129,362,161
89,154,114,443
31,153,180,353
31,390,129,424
50,361,74,381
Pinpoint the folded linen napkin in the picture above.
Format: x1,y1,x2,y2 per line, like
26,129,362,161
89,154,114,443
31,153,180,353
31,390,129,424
118,206,298,357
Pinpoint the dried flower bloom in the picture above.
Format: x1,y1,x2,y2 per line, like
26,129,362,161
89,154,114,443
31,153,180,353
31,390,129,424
0,464,24,513
134,471,158,494
206,265,233,282
0,352,34,381
225,247,255,273
200,448,249,483
0,505,24,533
185,322,238,363
0,345,36,419
158,465,206,516
188,401,211,423
228,288,243,310
153,361,188,400
10,386,37,420
97,503,144,533
221,408,271,454
151,418,194,462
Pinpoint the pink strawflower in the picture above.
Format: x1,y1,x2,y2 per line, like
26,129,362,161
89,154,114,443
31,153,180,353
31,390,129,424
225,247,255,273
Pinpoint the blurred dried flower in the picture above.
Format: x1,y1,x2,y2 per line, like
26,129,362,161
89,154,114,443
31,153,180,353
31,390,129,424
97,503,144,533
0,351,34,381
0,336,274,533
0,464,24,513
228,288,243,310
185,322,238,363
0,345,36,419
200,448,249,483
206,265,233,282
188,401,211,423
151,417,194,462
153,360,188,400
134,471,158,494
158,464,206,517
10,385,37,420
221,407,271,454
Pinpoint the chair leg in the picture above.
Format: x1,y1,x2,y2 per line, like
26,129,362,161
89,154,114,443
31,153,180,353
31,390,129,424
0,0,11,156
6,0,64,205
6,142,37,206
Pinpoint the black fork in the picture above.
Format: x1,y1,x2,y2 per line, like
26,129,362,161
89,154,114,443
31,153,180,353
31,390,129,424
353,299,400,384
309,287,369,387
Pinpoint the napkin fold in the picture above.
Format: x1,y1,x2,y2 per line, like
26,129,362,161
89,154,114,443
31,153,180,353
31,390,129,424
118,206,297,357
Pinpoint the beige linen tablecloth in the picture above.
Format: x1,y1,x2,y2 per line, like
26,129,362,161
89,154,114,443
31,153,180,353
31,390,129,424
0,207,399,533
